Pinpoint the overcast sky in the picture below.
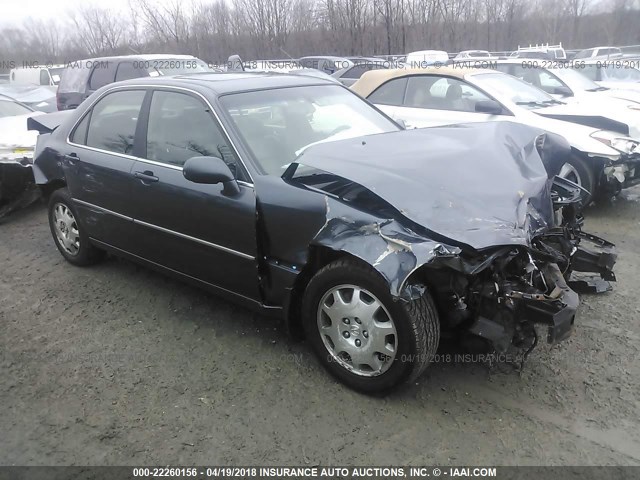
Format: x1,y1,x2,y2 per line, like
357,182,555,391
0,0,132,25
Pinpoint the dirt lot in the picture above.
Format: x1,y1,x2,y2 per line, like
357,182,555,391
1,188,640,467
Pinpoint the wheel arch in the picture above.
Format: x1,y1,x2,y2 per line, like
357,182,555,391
284,246,386,339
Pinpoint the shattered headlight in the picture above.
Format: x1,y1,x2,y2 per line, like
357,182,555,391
590,130,639,155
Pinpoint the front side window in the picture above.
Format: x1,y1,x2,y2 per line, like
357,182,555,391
221,85,399,175
84,89,145,154
146,91,240,174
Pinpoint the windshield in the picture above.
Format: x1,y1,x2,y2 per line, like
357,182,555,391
550,68,601,91
0,98,33,117
468,51,490,57
601,65,640,82
472,72,556,109
220,85,400,175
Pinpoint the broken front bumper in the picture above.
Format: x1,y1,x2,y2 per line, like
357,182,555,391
515,264,579,344
602,156,640,192
519,231,616,344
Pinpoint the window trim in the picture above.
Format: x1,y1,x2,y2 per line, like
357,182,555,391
66,84,255,186
76,88,147,157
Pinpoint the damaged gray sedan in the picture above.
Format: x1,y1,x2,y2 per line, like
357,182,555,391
30,73,616,393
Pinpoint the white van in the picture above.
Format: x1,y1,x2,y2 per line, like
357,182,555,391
9,65,65,86
404,50,450,68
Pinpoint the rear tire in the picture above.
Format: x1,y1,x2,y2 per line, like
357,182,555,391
48,188,105,266
302,258,440,394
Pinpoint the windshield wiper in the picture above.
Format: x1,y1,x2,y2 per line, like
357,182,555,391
543,99,564,105
515,101,548,107
586,87,608,92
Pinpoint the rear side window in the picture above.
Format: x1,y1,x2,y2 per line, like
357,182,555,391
145,90,240,173
115,62,145,82
343,64,385,79
84,90,145,154
70,113,90,144
89,62,117,90
405,76,490,112
368,78,408,105
58,67,90,93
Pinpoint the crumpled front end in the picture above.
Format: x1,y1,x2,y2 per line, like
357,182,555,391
427,225,616,355
601,153,640,195
275,123,617,358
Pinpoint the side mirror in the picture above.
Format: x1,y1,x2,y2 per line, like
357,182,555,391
183,156,239,196
475,100,503,115
554,86,573,97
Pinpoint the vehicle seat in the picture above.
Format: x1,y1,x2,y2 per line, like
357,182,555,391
407,87,429,107
444,84,467,111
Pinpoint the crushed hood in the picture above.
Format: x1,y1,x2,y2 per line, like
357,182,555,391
291,121,563,251
537,100,640,138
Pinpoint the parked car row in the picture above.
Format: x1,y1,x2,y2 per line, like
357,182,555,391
352,67,640,200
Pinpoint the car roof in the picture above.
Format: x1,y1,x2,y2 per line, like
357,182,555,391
299,56,350,61
493,58,549,64
351,67,494,97
108,71,335,96
73,54,198,63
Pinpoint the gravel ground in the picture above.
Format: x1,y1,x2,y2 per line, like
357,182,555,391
1,187,639,466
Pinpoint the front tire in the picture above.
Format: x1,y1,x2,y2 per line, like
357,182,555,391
48,188,104,266
302,258,440,394
558,154,595,204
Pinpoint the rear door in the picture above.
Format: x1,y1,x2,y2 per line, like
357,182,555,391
64,88,147,249
128,89,260,300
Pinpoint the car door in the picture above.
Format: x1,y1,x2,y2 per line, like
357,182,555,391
391,76,499,128
128,88,260,300
64,88,146,250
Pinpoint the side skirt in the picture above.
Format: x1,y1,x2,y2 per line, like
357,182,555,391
89,238,283,319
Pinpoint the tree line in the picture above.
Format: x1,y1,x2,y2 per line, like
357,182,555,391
1,0,639,69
